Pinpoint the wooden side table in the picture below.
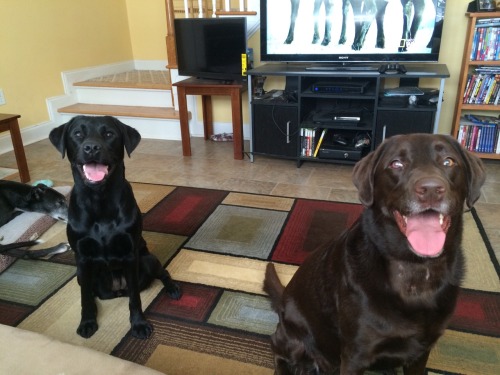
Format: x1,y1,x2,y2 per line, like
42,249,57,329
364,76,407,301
173,78,245,160
0,114,30,183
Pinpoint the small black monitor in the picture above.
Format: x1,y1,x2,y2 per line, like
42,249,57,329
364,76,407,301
174,17,247,81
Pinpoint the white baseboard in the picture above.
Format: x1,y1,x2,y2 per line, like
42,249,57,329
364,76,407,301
0,120,56,154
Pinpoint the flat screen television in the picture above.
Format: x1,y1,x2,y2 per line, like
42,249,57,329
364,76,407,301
174,17,247,81
260,0,446,65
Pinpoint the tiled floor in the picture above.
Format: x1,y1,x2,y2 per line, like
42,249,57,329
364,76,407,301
1,136,499,261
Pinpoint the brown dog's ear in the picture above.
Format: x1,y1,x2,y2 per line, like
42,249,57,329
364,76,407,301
352,139,390,207
49,122,69,158
111,117,141,157
460,146,486,209
352,149,378,206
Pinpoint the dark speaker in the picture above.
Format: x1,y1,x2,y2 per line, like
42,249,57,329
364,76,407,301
252,104,298,157
375,110,435,147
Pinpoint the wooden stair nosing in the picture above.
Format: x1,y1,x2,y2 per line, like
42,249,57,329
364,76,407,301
58,103,183,120
73,81,172,90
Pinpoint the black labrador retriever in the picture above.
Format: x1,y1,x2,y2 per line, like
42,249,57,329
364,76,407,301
49,115,181,339
264,134,485,374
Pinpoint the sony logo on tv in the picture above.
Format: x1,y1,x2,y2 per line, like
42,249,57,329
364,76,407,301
338,56,349,60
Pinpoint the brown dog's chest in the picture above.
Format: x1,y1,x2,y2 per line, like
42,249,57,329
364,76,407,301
388,259,447,305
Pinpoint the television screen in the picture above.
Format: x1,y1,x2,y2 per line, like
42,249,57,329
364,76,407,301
175,17,247,81
260,0,446,64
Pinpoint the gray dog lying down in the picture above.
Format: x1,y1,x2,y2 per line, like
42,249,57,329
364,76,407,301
0,180,69,258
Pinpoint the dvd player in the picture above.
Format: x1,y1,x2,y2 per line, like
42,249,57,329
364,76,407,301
311,110,362,125
318,145,362,161
312,81,369,94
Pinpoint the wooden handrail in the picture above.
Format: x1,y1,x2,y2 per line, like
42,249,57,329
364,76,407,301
165,0,177,69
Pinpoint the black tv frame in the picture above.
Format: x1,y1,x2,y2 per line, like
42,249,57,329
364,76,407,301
174,17,247,81
259,0,446,65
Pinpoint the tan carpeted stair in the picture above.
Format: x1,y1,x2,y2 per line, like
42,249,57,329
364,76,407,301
58,70,181,120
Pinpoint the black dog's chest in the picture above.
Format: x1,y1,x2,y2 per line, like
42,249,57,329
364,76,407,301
69,218,137,261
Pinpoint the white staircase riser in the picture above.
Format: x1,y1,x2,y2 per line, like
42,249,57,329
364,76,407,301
75,87,173,108
58,113,182,140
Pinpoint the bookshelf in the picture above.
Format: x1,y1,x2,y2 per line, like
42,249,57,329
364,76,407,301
451,12,500,159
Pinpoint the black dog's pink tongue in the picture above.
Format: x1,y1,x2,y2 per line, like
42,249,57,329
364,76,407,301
406,212,445,257
83,163,108,182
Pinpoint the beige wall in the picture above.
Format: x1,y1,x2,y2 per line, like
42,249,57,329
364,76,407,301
0,0,473,135
126,0,167,60
0,0,133,128
437,0,469,134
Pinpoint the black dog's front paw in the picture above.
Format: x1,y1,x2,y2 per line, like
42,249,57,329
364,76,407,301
131,320,153,339
165,281,182,300
77,319,98,338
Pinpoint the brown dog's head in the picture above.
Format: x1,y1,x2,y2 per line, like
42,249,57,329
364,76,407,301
352,134,485,257
49,115,141,186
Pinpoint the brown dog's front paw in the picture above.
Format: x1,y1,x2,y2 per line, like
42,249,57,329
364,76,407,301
77,319,98,338
131,320,153,339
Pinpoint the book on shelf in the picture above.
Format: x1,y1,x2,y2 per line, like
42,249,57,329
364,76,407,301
458,116,499,154
462,73,500,104
301,128,317,157
471,24,500,61
313,129,327,157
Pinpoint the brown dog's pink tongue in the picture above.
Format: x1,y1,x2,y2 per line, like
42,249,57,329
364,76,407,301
83,163,108,182
406,212,445,257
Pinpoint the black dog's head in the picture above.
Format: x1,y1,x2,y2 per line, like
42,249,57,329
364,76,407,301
49,116,141,187
352,134,485,258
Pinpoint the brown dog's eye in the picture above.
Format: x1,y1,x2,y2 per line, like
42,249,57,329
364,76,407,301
443,157,456,167
105,131,113,138
389,160,404,169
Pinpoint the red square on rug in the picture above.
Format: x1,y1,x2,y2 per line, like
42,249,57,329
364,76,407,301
272,200,364,264
148,283,220,322
143,187,228,236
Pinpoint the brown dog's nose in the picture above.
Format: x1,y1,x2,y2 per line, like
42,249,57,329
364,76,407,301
415,177,446,203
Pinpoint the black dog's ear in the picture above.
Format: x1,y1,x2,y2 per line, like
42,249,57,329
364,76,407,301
49,122,69,158
28,184,47,201
112,117,141,157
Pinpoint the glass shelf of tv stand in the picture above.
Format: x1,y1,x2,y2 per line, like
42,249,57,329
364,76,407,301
300,120,372,132
301,88,378,99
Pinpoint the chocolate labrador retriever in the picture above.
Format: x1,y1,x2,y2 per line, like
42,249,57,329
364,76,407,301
49,115,181,339
264,134,485,374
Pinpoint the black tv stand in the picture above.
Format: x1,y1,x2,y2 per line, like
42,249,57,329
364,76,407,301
247,63,450,166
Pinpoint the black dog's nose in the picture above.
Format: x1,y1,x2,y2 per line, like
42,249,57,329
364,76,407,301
83,142,101,156
415,177,446,203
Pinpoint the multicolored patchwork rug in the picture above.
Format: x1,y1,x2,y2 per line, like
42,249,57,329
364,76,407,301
0,184,499,374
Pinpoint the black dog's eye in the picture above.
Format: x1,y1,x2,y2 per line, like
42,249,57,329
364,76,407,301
389,160,404,170
74,131,83,138
105,131,114,138
443,157,456,167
